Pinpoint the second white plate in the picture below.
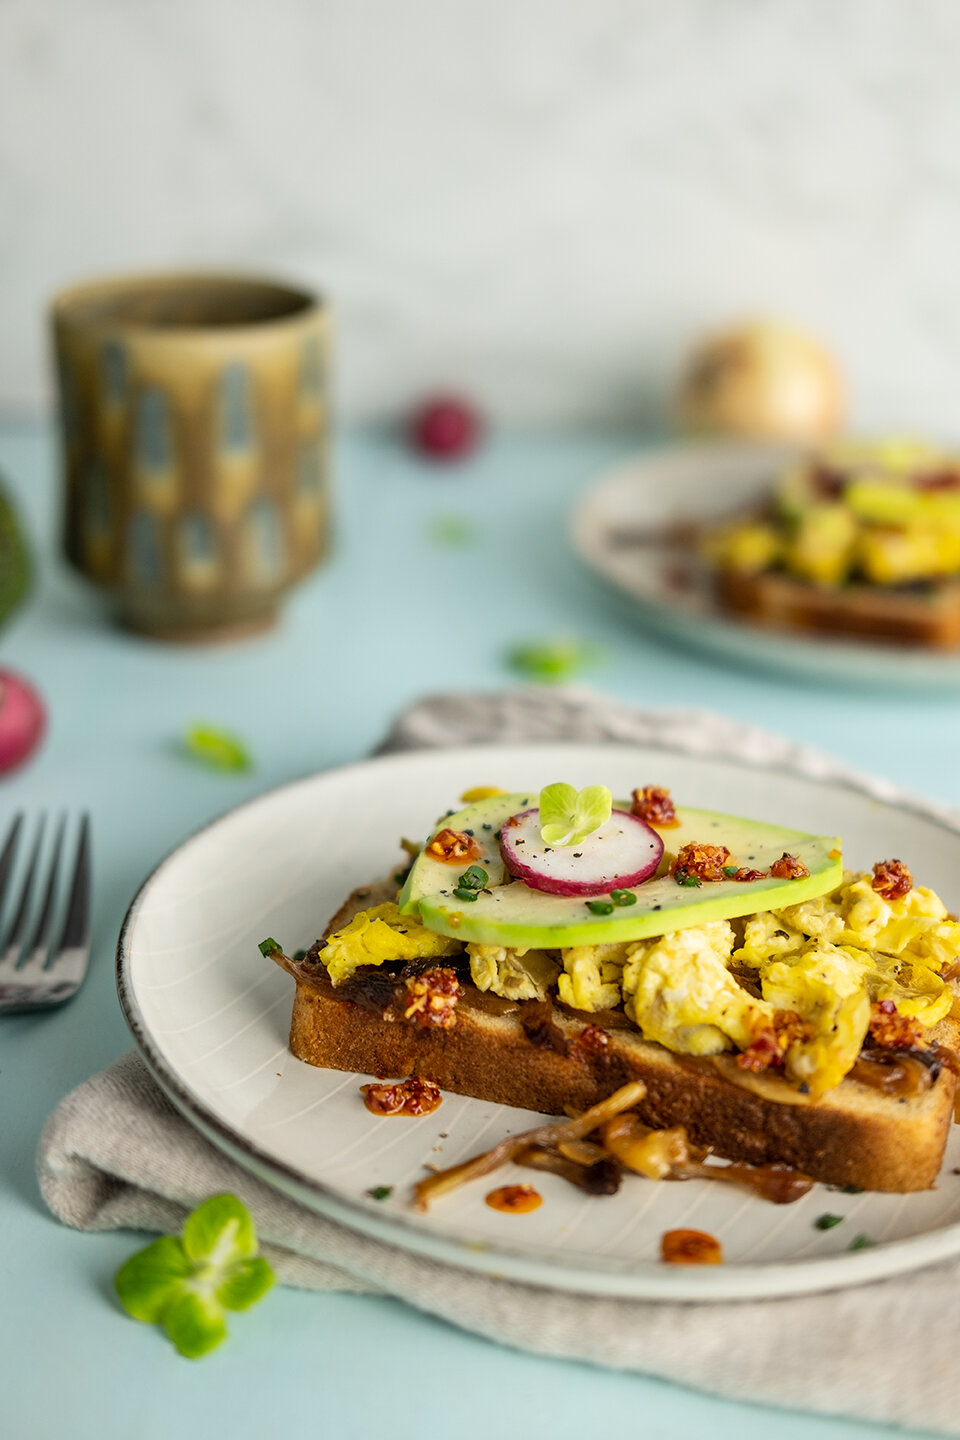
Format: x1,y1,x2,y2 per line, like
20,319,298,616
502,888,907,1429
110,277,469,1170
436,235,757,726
572,440,960,688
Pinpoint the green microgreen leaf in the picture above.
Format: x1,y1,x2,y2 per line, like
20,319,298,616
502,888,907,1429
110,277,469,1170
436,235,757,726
610,888,637,907
539,782,612,848
182,1195,257,1264
163,1289,228,1360
113,1193,274,1359
506,636,603,685
849,1233,874,1251
184,724,253,774
217,1256,276,1312
815,1214,844,1231
676,872,702,888
114,1236,192,1323
366,1185,394,1201
457,864,488,891
258,937,282,958
586,899,614,916
722,865,739,878
427,513,477,547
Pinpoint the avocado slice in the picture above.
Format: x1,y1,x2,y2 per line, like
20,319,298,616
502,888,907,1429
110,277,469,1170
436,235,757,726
399,793,842,948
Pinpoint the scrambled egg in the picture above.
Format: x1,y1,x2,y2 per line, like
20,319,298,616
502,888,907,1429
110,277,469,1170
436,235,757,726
760,944,871,1097
468,945,559,1002
557,943,632,1011
321,903,461,985
319,871,960,1097
621,922,770,1056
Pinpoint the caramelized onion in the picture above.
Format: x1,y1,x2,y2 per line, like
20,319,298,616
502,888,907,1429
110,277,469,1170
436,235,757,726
413,1080,647,1209
515,1145,622,1196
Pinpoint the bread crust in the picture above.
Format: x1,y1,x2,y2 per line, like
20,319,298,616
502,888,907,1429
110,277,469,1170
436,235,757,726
285,965,956,1193
716,568,960,648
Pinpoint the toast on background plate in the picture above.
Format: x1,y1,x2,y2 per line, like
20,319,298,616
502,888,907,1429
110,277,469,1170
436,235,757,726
705,439,960,648
265,783,960,1203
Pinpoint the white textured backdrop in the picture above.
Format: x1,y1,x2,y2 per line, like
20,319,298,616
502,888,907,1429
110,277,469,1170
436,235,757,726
3,0,960,427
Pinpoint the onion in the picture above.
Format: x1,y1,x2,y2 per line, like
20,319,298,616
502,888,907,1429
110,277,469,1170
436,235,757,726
0,669,45,775
678,320,845,443
499,807,663,897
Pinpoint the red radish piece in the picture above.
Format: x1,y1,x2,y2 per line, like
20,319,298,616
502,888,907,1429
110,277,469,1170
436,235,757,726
500,807,664,897
410,396,481,461
0,668,46,775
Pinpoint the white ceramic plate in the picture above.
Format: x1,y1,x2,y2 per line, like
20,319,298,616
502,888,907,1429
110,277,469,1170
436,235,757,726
118,742,960,1301
572,441,960,688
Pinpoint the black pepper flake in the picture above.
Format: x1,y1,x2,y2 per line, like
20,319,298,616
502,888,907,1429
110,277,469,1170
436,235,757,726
573,852,583,858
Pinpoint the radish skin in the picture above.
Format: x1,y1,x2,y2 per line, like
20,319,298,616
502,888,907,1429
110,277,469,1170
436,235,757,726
0,669,46,775
500,807,663,897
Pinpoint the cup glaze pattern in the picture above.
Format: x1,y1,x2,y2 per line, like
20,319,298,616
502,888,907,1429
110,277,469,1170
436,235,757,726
53,273,330,640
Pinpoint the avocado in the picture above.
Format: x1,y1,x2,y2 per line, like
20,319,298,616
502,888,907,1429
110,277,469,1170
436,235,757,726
399,793,842,949
0,481,30,632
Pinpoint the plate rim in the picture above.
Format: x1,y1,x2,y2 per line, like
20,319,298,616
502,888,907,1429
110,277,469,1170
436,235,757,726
117,739,960,1302
570,440,960,687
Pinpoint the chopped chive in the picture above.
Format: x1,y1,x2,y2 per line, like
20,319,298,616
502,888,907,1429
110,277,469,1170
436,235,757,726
452,887,479,902
366,1185,394,1201
815,1214,844,1230
457,864,489,891
610,889,637,906
258,937,282,957
848,1233,873,1251
722,864,738,878
586,899,614,916
676,874,701,888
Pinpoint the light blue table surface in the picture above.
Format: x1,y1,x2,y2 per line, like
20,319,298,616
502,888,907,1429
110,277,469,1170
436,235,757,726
1,421,954,1440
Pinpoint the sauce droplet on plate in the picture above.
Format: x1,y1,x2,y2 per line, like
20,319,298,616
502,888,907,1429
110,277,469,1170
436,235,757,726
661,1228,724,1264
485,1184,543,1214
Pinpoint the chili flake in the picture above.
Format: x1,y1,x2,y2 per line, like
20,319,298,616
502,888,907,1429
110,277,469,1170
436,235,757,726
737,1009,810,1073
631,785,679,827
360,1077,443,1117
770,852,809,880
871,859,913,901
426,828,482,865
868,999,924,1051
400,968,462,1030
671,842,731,883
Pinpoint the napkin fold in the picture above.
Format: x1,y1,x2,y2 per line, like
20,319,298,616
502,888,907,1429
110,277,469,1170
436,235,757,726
38,688,960,1436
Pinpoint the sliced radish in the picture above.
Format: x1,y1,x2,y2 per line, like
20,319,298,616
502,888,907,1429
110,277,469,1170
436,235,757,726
500,807,664,897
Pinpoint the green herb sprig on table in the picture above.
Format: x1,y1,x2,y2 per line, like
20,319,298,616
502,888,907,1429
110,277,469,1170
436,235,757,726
184,725,253,773
114,1194,275,1358
506,637,603,685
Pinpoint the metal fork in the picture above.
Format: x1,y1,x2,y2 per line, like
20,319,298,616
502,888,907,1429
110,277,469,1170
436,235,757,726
0,813,91,1014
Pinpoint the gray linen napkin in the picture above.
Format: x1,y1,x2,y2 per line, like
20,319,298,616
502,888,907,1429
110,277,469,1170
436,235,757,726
37,688,960,1435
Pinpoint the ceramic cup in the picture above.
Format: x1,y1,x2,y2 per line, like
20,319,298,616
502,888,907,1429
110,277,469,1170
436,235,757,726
52,271,330,640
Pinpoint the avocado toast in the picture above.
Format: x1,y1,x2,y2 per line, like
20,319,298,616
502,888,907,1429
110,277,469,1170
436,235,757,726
265,784,960,1195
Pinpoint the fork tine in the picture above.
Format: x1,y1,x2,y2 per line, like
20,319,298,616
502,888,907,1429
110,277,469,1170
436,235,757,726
55,813,91,953
1,816,45,964
0,813,24,923
25,814,66,962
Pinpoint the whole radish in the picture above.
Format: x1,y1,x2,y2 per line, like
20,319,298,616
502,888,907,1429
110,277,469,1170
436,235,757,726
0,668,46,775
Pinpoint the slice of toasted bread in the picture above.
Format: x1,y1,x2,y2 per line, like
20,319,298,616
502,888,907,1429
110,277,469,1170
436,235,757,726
277,885,957,1193
716,568,960,648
